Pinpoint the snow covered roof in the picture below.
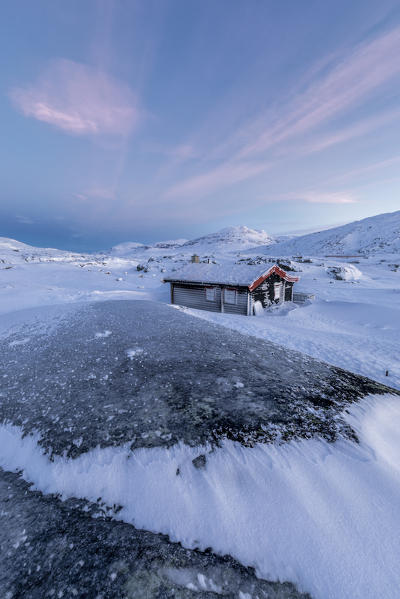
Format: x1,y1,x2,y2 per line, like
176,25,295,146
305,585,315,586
164,263,299,289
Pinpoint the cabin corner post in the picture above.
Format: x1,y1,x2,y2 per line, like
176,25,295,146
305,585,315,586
170,283,174,304
220,286,224,313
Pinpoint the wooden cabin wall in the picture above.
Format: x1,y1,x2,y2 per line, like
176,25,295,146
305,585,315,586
172,283,222,312
171,283,249,315
222,288,249,315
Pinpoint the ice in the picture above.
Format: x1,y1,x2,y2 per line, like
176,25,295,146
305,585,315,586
95,331,112,338
126,348,144,359
8,337,30,347
95,330,112,338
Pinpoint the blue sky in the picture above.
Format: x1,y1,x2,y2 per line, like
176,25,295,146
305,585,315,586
1,0,400,250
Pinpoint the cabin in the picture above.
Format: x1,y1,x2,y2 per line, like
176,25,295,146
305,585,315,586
164,263,300,316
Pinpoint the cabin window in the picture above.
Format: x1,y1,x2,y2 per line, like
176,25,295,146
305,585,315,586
274,282,282,300
224,288,237,304
205,287,216,301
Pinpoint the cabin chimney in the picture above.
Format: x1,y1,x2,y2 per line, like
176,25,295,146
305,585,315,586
191,254,200,263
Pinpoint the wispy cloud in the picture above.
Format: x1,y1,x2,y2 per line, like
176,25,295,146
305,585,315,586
299,109,400,155
165,25,400,199
165,160,269,198
237,26,400,159
75,187,117,202
15,215,35,225
280,191,358,205
326,155,400,185
10,59,141,136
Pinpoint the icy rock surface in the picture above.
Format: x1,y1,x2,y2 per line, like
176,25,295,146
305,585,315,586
0,300,395,459
0,469,308,599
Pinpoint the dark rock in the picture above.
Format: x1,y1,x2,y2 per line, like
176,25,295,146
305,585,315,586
192,454,207,469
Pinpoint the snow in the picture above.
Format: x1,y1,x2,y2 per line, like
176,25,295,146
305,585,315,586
261,210,400,256
1,393,400,599
0,237,163,316
181,226,276,251
164,262,280,287
184,257,400,390
126,347,144,359
326,263,363,281
95,330,112,338
0,221,399,391
109,226,276,259
1,213,399,596
110,241,146,255
253,300,264,316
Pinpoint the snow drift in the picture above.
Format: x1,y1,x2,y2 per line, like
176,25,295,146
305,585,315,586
1,393,400,599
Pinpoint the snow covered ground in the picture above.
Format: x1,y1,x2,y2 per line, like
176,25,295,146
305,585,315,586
182,254,400,390
1,232,399,390
0,216,400,598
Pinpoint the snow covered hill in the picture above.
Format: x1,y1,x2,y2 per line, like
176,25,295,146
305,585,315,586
0,225,276,264
109,226,276,259
111,238,188,256
181,225,276,251
0,236,92,264
260,210,400,256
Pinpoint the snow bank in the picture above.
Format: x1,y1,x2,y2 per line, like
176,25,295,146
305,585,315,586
326,264,363,281
1,394,400,599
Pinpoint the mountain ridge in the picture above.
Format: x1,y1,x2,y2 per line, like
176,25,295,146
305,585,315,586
2,211,399,258
259,210,400,256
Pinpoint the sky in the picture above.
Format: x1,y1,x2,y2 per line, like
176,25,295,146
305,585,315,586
1,0,400,250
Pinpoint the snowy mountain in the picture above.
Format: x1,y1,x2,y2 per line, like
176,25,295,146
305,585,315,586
261,210,400,256
110,226,276,258
181,226,276,251
4,210,399,264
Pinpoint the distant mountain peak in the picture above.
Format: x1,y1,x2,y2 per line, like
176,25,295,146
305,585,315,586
182,225,275,249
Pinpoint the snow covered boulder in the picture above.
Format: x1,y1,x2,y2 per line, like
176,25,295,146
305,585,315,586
326,264,362,281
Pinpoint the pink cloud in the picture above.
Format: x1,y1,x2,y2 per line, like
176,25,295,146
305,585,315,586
164,160,269,199
238,26,400,158
168,144,196,161
165,26,400,200
327,155,400,185
10,59,141,136
300,109,400,155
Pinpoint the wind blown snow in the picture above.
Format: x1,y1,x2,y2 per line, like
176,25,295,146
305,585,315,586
0,394,400,599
